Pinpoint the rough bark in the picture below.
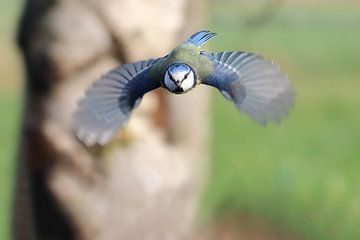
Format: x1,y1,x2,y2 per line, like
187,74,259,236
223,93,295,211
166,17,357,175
13,0,209,239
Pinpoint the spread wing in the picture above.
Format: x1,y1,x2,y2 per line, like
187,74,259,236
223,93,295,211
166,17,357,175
73,58,162,146
201,51,295,124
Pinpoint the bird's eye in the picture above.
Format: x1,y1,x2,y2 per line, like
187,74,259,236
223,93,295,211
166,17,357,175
184,72,190,79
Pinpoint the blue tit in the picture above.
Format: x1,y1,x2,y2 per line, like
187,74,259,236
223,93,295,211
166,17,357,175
74,30,295,146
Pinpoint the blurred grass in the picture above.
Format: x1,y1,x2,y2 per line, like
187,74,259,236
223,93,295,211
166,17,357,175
0,1,23,239
1,1,360,240
201,1,360,239
0,92,21,240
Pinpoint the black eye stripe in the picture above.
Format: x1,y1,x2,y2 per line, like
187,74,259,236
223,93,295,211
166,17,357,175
184,71,190,79
168,72,176,82
179,70,191,82
169,71,189,83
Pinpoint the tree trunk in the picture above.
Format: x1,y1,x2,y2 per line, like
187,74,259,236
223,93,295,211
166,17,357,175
13,0,209,239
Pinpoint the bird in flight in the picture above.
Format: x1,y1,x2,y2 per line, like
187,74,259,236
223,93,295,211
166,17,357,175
74,30,294,146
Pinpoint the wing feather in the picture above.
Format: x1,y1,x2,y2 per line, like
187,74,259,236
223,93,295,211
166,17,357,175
202,51,295,124
73,58,161,146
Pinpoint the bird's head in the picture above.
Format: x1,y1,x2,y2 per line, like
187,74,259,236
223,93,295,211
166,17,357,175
163,63,196,94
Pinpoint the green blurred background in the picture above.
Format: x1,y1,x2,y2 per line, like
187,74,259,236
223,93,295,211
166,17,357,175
1,0,360,239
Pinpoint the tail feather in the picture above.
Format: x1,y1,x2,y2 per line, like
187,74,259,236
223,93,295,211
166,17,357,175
186,30,217,47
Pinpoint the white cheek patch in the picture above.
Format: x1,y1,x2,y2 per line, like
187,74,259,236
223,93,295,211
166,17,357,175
180,71,195,91
164,71,177,91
